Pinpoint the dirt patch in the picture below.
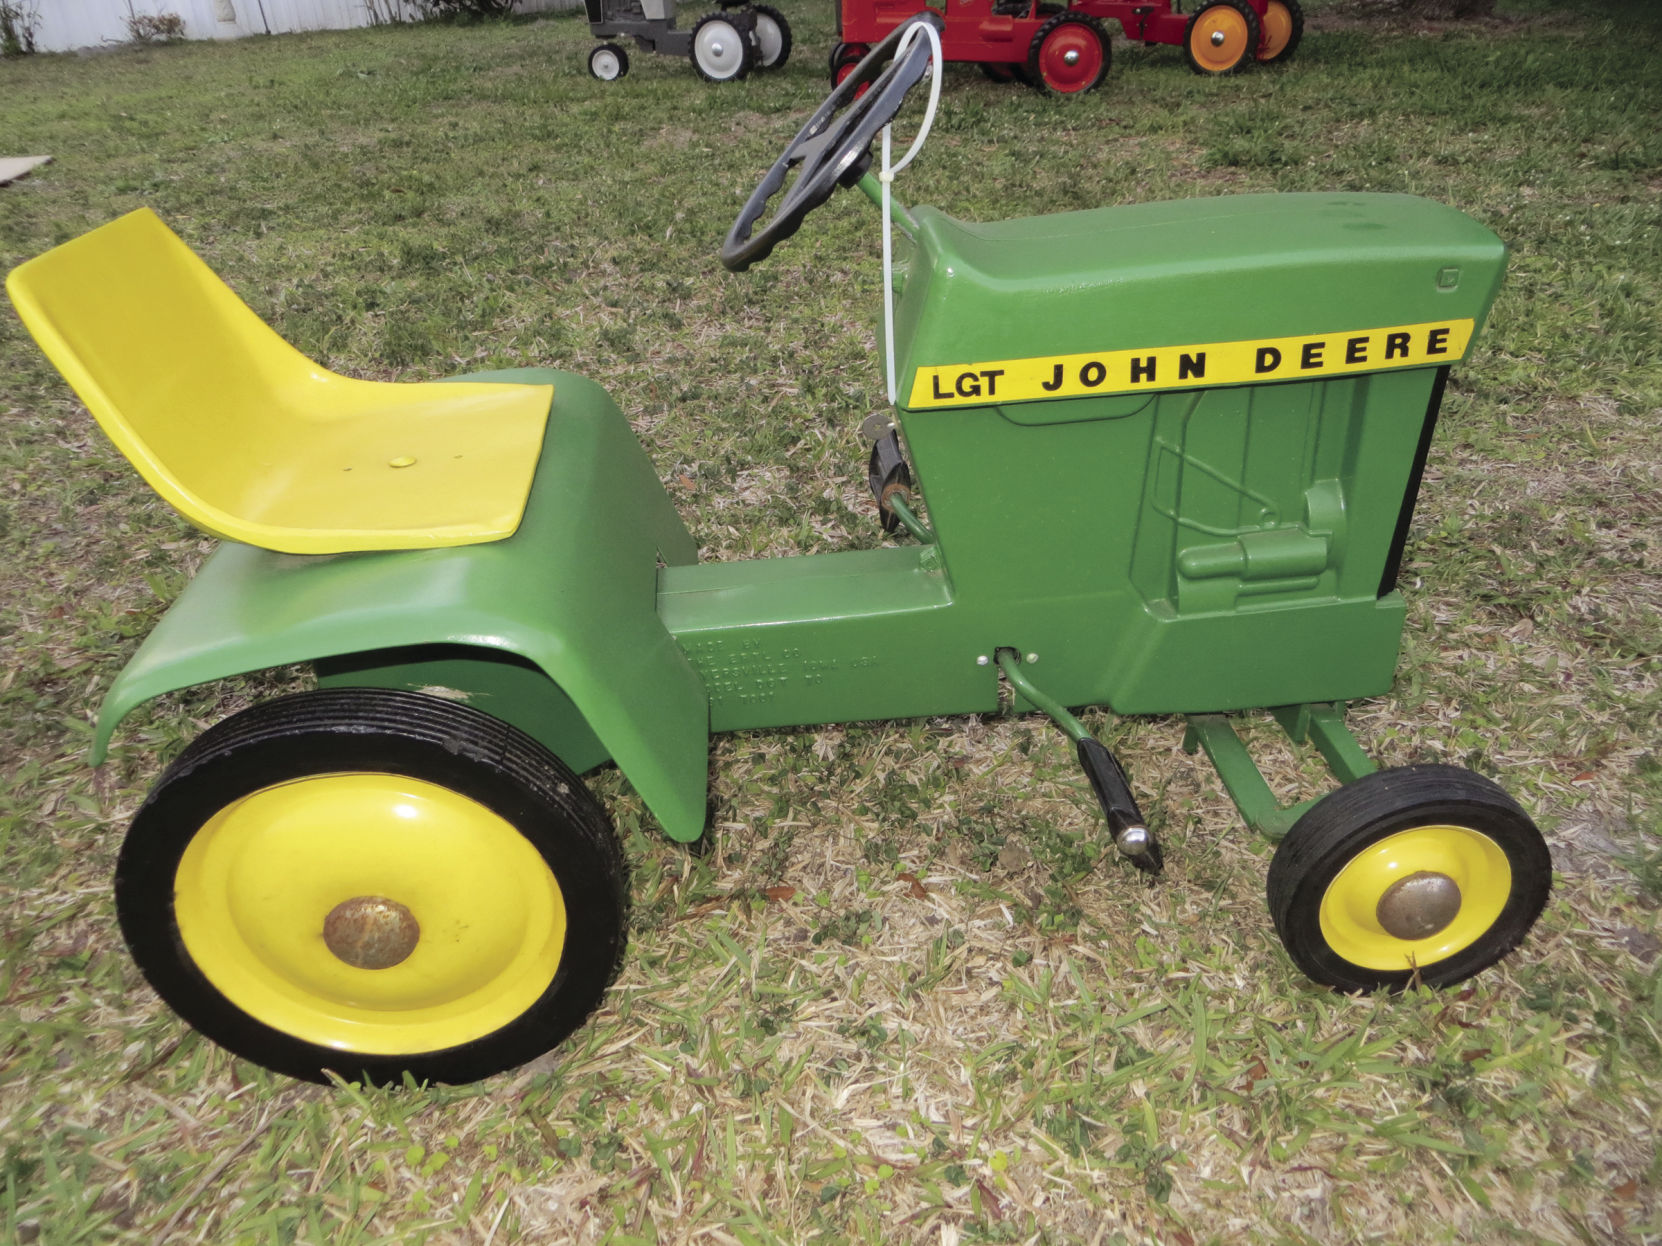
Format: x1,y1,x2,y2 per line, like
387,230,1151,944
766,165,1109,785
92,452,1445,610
1310,2,1569,36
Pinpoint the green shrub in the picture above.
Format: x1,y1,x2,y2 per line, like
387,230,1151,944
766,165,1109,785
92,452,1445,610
0,0,39,56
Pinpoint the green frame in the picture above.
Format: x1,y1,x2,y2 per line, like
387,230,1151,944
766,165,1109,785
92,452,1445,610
91,189,1507,844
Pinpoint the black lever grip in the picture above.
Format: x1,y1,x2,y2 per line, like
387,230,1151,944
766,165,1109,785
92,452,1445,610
1077,737,1163,875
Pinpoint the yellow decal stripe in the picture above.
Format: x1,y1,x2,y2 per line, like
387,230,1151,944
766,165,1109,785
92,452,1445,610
906,319,1475,410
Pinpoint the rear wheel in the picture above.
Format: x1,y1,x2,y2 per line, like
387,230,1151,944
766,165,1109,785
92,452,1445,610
749,3,792,69
1026,12,1111,94
691,12,754,82
115,689,629,1084
1267,765,1551,992
1255,0,1303,64
1184,0,1260,75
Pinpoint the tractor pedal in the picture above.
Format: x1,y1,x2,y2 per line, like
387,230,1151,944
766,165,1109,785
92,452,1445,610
867,429,913,534
1077,737,1164,874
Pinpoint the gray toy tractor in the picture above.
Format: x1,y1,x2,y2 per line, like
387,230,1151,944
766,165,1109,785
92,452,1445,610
584,0,791,81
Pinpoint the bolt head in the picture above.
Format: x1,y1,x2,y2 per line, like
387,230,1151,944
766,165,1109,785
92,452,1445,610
324,896,420,970
1025,653,1039,664
976,654,990,666
1210,29,1227,45
1376,871,1463,941
710,38,725,55
1063,48,1080,65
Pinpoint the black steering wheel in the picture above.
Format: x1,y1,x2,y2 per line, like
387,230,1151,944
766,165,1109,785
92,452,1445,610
720,12,942,273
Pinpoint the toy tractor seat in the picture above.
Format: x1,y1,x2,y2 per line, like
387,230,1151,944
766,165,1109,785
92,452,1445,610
4,209,553,556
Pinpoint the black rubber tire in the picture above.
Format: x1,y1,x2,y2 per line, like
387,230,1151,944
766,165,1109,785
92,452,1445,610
1266,765,1551,992
1183,0,1261,75
115,688,629,1084
690,12,754,82
1025,12,1111,95
749,3,792,70
588,42,629,81
1255,0,1303,63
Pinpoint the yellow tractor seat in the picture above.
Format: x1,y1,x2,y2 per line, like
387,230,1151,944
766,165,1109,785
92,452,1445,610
6,209,554,555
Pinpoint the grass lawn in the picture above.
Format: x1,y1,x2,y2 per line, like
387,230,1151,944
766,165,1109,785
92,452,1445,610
1,0,1659,1241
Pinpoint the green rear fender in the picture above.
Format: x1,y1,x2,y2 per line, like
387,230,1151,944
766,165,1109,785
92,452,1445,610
93,369,714,844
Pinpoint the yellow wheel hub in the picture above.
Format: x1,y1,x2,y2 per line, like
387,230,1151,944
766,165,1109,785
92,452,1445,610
1257,0,1294,60
174,773,567,1055
1190,7,1251,72
1319,825,1511,973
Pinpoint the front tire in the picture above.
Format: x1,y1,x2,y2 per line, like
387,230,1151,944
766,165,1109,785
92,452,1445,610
115,689,629,1084
1267,765,1551,992
589,42,629,81
828,40,869,88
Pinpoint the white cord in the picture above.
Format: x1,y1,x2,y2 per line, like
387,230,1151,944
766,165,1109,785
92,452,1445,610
881,20,943,406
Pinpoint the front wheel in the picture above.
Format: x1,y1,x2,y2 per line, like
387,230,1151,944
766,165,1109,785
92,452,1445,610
115,689,629,1084
1267,765,1551,992
828,40,870,88
589,42,629,81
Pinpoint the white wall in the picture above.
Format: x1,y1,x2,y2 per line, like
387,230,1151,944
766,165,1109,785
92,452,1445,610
29,0,578,54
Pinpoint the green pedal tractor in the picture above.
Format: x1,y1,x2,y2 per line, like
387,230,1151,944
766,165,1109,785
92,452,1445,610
7,16,1550,1084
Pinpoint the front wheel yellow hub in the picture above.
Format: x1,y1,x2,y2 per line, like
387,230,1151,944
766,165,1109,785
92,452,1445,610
175,774,567,1055
1319,826,1511,972
1191,7,1251,72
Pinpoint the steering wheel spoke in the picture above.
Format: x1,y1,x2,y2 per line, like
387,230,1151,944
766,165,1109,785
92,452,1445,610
790,129,840,167
720,13,942,272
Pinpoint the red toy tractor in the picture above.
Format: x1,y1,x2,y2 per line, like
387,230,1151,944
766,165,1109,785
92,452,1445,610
831,0,1302,91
